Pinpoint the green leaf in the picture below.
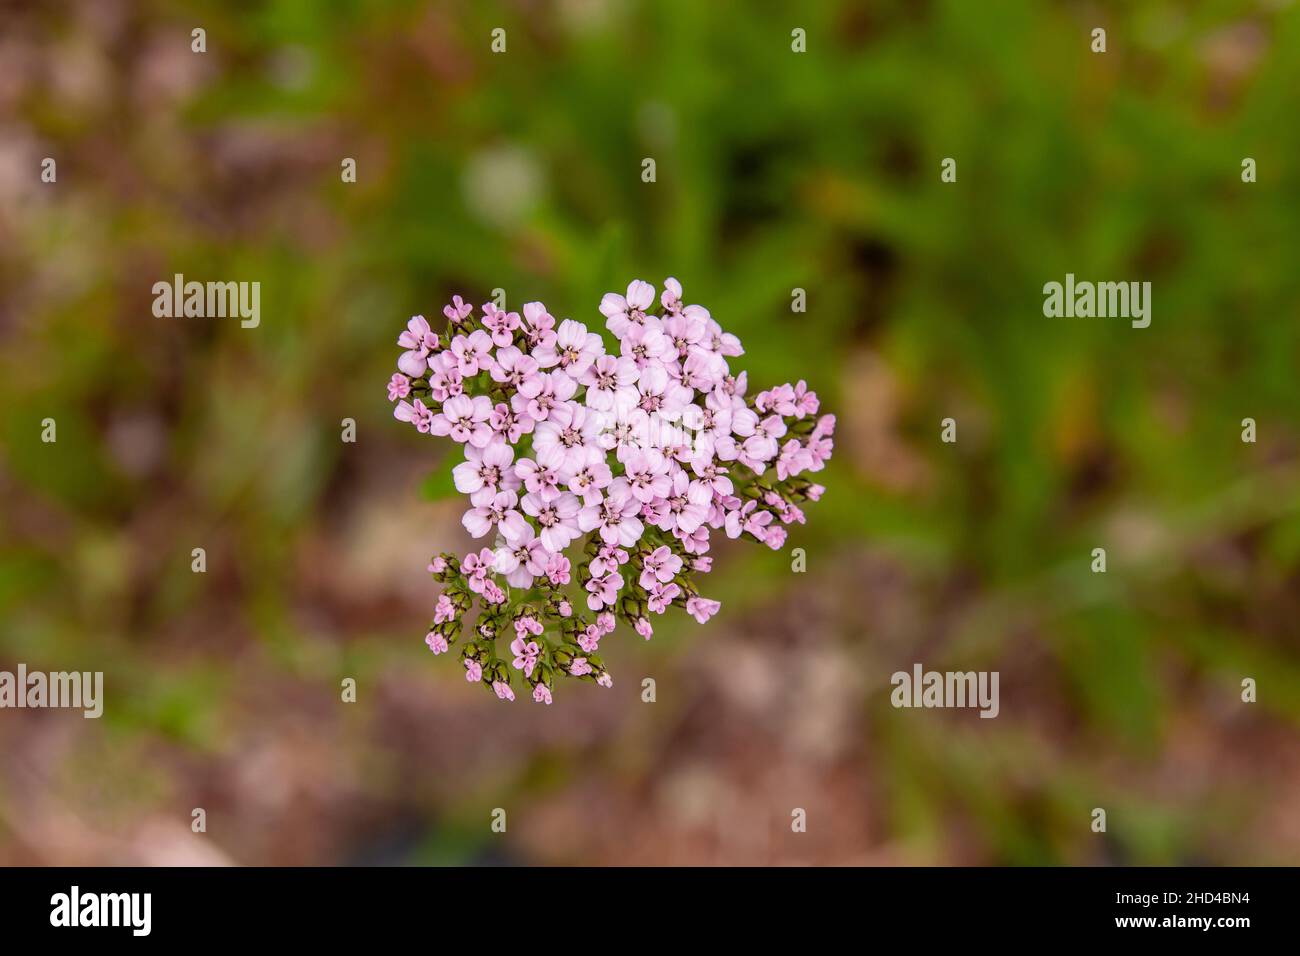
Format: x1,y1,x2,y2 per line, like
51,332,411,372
420,455,460,501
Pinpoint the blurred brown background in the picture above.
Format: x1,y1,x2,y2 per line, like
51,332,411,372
1,0,1298,865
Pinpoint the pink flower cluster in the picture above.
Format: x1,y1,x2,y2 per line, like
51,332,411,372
394,279,833,702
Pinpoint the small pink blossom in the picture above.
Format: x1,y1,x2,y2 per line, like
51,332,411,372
492,680,515,701
639,545,683,589
600,279,656,339
434,594,456,624
394,398,434,433
647,581,680,614
545,552,572,586
429,394,494,448
585,570,624,611
578,625,601,653
398,315,439,376
481,303,521,348
443,296,474,326
449,330,494,377
522,491,582,553
464,659,483,682
534,319,604,379
521,301,557,351
425,631,449,654
685,596,721,624
453,438,519,505
387,373,411,401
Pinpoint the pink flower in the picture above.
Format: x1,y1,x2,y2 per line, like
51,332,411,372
545,552,572,586
598,406,652,463
635,363,693,417
775,439,809,481
449,330,494,377
461,548,496,593
578,625,601,653
660,276,686,314
703,315,743,357
792,380,819,418
493,525,548,588
533,401,605,474
443,296,474,326
481,580,507,605
620,322,670,370
639,545,683,589
481,303,521,348
689,453,733,496
646,581,680,614
434,594,456,624
654,470,712,536
742,414,788,463
510,635,541,676
566,455,614,506
581,354,640,411
517,370,578,423
662,311,706,362
613,448,672,504
534,319,604,379
462,489,529,541
489,401,533,444
589,545,628,577
600,279,657,339
515,457,563,502
489,345,541,391
515,615,544,637
429,394,494,448
585,570,624,611
578,493,644,548
393,281,833,701
685,596,721,624
724,500,773,541
427,356,464,402
756,383,797,416
521,491,582,552
397,314,439,376
675,349,726,393
394,398,435,434
452,438,520,505
521,301,557,351
387,373,411,401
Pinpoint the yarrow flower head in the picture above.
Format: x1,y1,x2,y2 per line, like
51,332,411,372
392,280,834,702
